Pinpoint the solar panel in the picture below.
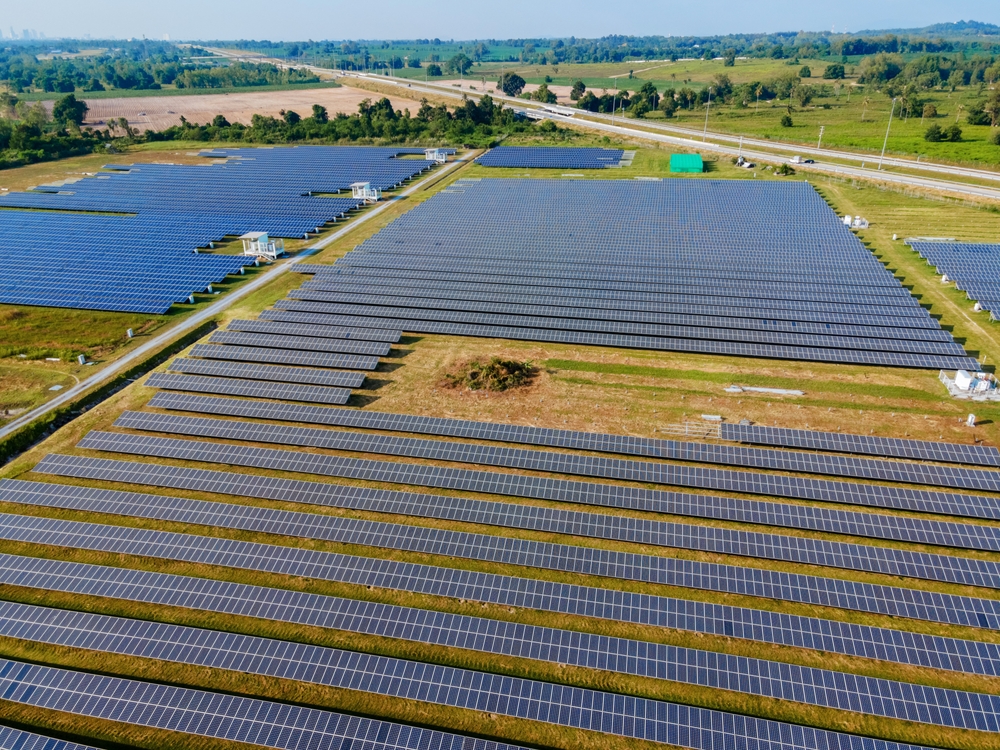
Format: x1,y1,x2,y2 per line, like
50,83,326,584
227,318,402,342
167,358,366,388
283,179,975,370
188,343,379,370
145,391,1000,493
2,491,999,635
0,725,99,750
58,416,1000,557
475,146,626,169
723,422,1000,466
0,596,993,731
144,372,352,405
0,656,527,750
4,518,998,680
26,440,1000,594
109,411,1000,522
208,330,391,356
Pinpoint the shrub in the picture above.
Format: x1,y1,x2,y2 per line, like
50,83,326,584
924,124,943,141
444,357,536,392
992,131,1000,146
823,64,846,80
780,114,793,127
922,103,937,118
943,123,962,142
776,163,796,175
799,66,811,78
427,64,442,77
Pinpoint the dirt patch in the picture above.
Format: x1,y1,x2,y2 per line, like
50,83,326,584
68,88,426,131
441,357,537,392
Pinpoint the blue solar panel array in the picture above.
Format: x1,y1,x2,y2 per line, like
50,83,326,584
0,146,437,313
910,241,1000,320
291,179,977,370
475,146,625,168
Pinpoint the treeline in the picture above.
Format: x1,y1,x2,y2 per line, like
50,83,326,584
204,24,1000,68
0,41,318,93
0,93,101,169
143,95,537,147
857,52,1000,87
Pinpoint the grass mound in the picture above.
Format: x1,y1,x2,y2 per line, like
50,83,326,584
444,357,536,392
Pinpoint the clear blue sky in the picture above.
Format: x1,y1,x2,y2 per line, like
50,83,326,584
4,0,999,42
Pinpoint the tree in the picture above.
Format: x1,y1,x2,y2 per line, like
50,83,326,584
984,90,1000,127
498,73,526,97
427,64,443,77
407,58,421,68
780,114,793,127
861,96,871,121
281,109,301,125
723,51,736,67
211,114,230,128
311,104,328,123
799,66,812,78
0,92,17,119
531,83,557,104
991,131,1000,146
570,80,586,100
922,103,937,119
576,91,598,111
793,86,813,107
51,94,88,128
445,53,472,75
924,123,943,141
943,123,962,142
823,64,845,79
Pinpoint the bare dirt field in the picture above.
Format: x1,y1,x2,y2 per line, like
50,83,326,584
66,88,427,131
436,79,576,103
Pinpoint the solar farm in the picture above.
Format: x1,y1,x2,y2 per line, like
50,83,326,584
4,143,1000,750
910,241,1000,321
0,146,439,313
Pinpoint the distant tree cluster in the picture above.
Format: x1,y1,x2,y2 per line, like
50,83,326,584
0,41,319,94
0,92,100,169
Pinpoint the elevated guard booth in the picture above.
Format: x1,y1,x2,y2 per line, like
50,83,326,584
240,232,285,260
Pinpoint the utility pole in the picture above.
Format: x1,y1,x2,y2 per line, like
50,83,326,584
702,86,713,142
817,125,825,149
878,97,897,171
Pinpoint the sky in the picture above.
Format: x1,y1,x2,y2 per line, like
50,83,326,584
3,0,1000,41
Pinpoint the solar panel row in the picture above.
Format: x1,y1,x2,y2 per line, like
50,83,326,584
5,529,998,680
24,448,1000,595
475,146,625,169
0,656,525,750
166,358,367,388
0,598,994,730
283,179,974,369
25,459,1000,631
144,373,352,405
45,442,1000,562
144,391,1000,492
109,411,1000,522
0,646,942,750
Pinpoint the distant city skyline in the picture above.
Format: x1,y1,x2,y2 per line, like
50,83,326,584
3,0,1000,42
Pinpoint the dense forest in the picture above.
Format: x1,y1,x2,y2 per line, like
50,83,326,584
0,41,318,93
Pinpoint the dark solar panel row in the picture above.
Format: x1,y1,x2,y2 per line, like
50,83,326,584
293,281,950,338
54,438,1000,556
227,317,402,343
187,343,380,370
1,595,994,731
54,431,1000,592
0,656,521,750
208,329,391,356
144,373,352,405
3,493,1000,637
111,410,1000,521
144,391,998,489
288,179,971,368
0,725,98,750
269,304,980,371
5,528,999,680
475,146,625,168
722,422,1000,466
166,358,366,388
285,289,959,351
